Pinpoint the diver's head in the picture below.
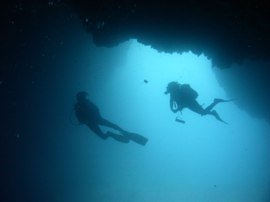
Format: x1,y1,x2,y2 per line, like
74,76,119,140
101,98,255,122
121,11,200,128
76,91,88,102
164,81,180,95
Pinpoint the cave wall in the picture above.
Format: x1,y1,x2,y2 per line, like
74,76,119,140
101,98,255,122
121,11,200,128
2,0,270,123
214,60,270,122
67,0,270,68
66,0,270,122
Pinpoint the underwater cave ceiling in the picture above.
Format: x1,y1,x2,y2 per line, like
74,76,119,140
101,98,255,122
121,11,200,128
67,0,270,68
2,1,270,122
66,0,270,122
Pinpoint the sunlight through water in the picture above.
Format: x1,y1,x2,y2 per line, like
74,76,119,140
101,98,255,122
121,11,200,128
78,39,270,202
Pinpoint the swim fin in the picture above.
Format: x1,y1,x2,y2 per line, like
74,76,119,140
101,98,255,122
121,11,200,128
122,132,148,146
214,98,234,103
106,131,130,143
211,110,229,125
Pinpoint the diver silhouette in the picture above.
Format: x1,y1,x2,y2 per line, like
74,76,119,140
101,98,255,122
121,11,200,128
74,91,148,145
164,81,232,124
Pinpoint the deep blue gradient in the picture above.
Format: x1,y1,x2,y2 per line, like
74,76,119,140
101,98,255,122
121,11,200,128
67,39,270,201
3,10,269,201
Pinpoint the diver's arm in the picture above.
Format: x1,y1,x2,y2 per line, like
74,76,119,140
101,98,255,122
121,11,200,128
170,98,178,113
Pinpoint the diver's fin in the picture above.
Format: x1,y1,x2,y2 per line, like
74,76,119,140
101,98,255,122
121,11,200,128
214,98,235,103
122,132,148,146
106,131,130,143
211,110,229,125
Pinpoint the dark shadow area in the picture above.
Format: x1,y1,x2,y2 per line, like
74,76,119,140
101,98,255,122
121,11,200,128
67,0,270,68
65,0,270,122
214,60,270,122
1,1,270,201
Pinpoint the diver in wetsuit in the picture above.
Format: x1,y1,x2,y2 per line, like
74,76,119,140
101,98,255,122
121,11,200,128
74,91,148,145
164,81,232,124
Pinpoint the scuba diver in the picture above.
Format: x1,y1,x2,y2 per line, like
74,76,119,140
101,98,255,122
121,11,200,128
74,91,148,145
164,81,232,124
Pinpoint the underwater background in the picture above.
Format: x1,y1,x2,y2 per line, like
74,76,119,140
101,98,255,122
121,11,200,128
2,2,270,202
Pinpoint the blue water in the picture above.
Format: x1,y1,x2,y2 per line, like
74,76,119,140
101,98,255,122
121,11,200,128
4,5,270,202
66,39,270,202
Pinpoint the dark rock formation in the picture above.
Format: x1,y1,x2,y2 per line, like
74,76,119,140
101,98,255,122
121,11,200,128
1,0,270,122
214,60,270,122
1,2,270,200
67,0,270,68
67,0,270,122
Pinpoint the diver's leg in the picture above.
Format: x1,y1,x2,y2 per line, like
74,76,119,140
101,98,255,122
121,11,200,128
205,101,219,113
86,123,129,143
99,118,126,133
188,100,206,115
205,98,233,113
209,110,228,124
106,131,130,143
86,123,109,139
188,100,228,124
97,118,147,144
